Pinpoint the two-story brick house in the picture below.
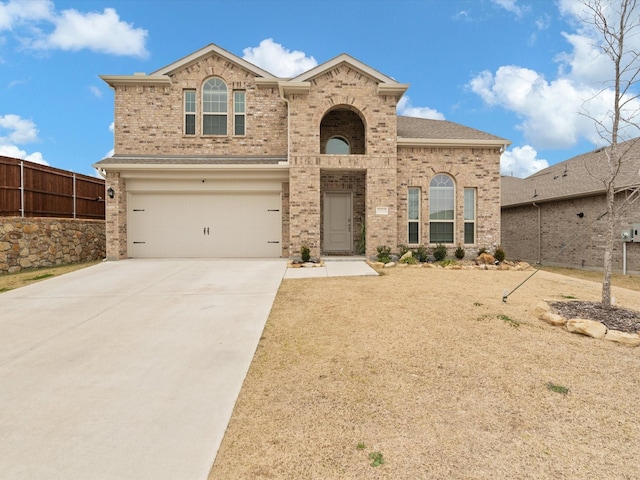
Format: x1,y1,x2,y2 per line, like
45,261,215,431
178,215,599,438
95,43,509,260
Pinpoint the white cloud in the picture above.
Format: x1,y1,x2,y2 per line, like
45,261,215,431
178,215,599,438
491,0,529,18
33,7,148,57
1,2,147,57
0,145,48,165
0,114,38,143
0,113,47,164
501,145,548,178
242,38,317,77
0,0,53,31
397,96,445,120
89,85,102,98
470,1,640,151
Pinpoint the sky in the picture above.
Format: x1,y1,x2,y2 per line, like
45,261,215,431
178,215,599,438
1,0,639,178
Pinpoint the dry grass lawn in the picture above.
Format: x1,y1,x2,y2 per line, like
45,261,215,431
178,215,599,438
210,267,640,479
0,261,100,292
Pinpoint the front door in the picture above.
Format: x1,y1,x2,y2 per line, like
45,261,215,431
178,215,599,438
324,192,352,253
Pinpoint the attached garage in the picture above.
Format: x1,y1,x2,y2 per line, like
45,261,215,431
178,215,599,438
98,160,289,259
128,192,282,258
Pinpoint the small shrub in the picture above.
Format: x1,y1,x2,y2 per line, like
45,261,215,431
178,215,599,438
478,247,488,255
300,244,311,263
454,245,465,259
413,244,429,263
433,243,447,261
400,255,417,264
356,442,366,450
494,246,506,263
377,245,392,264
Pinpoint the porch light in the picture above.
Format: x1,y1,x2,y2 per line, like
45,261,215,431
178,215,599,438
107,187,115,199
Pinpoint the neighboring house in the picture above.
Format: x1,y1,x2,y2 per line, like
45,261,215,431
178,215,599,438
501,139,640,272
95,43,509,260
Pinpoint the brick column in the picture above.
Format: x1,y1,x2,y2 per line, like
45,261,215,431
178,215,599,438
288,164,321,258
105,171,127,260
366,167,397,259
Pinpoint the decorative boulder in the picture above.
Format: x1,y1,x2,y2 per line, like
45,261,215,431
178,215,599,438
566,318,607,339
475,253,497,265
399,251,413,261
604,330,640,347
541,311,567,327
532,301,551,317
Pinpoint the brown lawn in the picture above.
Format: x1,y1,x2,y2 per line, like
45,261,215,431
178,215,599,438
209,266,640,480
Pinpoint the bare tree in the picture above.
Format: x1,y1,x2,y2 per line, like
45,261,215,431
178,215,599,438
580,0,640,307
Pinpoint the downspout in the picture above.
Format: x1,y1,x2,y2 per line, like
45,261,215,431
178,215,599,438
533,202,541,264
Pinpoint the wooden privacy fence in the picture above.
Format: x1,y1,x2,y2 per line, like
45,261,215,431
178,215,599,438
0,156,105,219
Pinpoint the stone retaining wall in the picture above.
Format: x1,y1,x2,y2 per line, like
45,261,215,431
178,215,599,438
0,217,105,273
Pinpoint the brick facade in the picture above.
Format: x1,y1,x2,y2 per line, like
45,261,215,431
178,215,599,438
502,193,640,273
98,44,505,260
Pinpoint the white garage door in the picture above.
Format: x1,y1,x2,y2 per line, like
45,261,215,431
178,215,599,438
128,192,282,258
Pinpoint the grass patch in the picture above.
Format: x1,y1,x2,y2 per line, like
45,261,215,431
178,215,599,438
27,273,55,281
368,452,384,467
546,382,569,395
561,294,577,299
356,442,366,450
498,314,520,328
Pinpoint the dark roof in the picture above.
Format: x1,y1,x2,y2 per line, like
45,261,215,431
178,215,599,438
501,139,640,207
397,116,508,142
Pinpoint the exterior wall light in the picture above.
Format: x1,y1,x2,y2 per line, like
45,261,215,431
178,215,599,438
107,187,115,199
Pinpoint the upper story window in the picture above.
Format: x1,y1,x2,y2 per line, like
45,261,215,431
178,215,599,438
326,136,350,154
184,90,196,135
234,91,246,136
203,78,227,135
429,174,455,244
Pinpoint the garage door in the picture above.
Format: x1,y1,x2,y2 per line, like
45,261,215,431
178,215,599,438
128,192,282,258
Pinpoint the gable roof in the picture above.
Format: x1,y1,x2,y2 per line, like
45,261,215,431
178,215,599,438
151,43,276,78
397,116,510,148
501,138,640,207
278,52,409,97
101,43,278,88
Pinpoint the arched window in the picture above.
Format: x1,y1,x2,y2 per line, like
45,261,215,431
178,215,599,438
429,174,455,244
202,78,227,135
326,136,350,154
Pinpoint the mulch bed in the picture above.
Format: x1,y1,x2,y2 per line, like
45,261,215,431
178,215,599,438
551,301,640,333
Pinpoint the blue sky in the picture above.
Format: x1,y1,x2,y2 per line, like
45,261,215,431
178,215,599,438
1,0,637,178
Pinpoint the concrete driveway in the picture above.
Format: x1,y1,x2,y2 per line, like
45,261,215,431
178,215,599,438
0,259,287,480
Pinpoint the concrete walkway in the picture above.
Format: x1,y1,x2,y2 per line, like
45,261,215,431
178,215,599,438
0,259,286,480
283,258,379,279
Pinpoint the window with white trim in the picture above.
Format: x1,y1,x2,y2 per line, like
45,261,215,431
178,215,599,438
203,78,227,135
429,174,455,244
408,187,420,244
464,188,476,244
184,90,196,135
234,91,245,136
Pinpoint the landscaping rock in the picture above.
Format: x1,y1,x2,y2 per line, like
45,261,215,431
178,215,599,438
566,318,607,339
604,329,640,347
384,262,396,268
399,251,413,261
532,301,551,317
475,253,497,265
541,311,567,326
